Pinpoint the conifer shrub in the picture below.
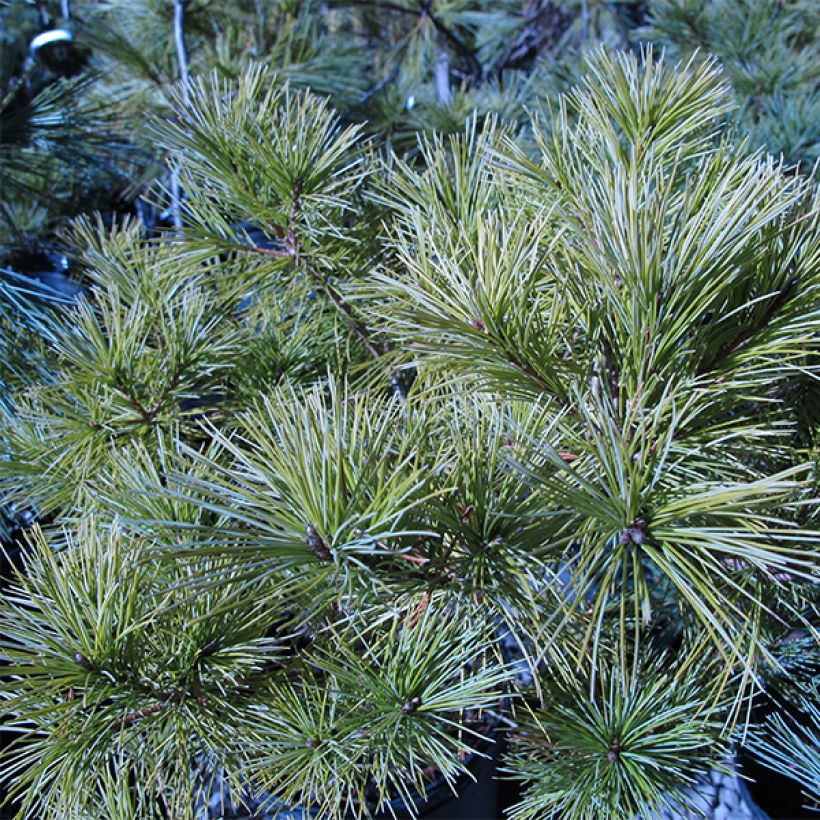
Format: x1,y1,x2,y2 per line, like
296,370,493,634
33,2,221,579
0,44,817,820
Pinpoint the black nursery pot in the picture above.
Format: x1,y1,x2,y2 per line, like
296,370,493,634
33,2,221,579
734,683,817,820
736,746,813,819
372,736,504,820
232,735,505,820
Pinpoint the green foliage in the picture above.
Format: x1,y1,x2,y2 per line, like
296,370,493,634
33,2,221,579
0,212,352,522
0,519,507,819
0,269,60,407
149,381,559,626
0,0,133,260
642,0,820,172
0,219,241,515
226,281,344,401
153,379,433,597
0,269,65,543
246,606,507,817
1,26,818,820
0,74,122,200
154,64,368,255
0,520,283,819
372,49,820,682
150,63,389,365
504,654,730,820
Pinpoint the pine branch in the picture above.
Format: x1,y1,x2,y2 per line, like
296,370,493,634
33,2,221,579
350,0,483,78
285,178,383,359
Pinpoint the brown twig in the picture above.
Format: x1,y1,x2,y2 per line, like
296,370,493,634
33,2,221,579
395,552,431,566
112,701,168,730
405,590,431,628
248,243,290,258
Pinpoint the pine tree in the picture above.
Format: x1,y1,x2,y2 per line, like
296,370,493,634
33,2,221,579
0,8,818,820
641,0,819,173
